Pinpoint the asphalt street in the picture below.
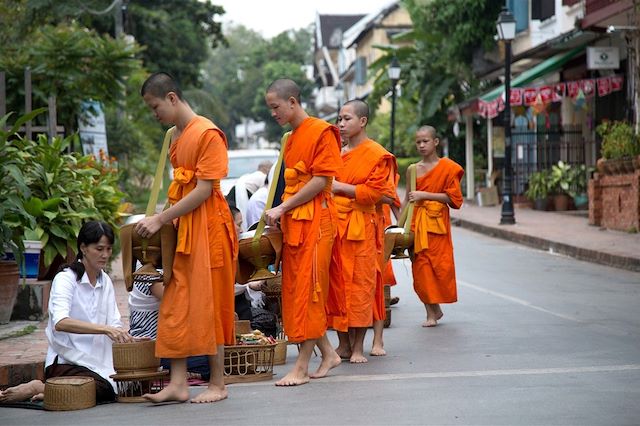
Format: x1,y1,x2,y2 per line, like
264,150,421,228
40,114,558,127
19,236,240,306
1,227,639,425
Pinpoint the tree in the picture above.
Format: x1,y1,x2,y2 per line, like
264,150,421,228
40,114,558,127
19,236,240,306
368,0,503,163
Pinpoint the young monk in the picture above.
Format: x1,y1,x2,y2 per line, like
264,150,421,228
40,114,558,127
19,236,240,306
406,125,464,327
135,72,237,403
263,78,343,385
332,100,396,363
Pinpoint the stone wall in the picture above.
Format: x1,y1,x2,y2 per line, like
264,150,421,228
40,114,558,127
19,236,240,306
589,169,640,232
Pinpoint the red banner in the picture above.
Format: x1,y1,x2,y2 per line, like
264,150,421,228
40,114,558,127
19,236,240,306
567,81,580,98
610,75,624,92
509,88,523,106
597,77,611,97
539,86,554,104
523,88,538,106
553,82,566,102
581,79,595,98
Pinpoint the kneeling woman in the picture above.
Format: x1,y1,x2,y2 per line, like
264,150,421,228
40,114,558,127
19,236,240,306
0,220,134,404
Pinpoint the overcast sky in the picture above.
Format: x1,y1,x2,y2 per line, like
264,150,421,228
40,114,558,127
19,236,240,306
213,0,396,38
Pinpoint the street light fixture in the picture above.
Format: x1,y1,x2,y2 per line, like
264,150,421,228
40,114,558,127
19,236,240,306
335,81,344,113
496,7,516,225
388,56,401,154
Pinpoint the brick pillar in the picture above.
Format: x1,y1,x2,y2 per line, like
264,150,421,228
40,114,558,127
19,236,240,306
588,175,602,226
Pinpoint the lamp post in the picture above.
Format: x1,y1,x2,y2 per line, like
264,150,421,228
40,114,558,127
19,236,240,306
388,56,401,153
335,82,344,114
496,7,516,225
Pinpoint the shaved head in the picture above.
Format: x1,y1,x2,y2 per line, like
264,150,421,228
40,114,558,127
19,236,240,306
266,78,301,103
343,99,369,120
141,72,183,100
417,125,437,139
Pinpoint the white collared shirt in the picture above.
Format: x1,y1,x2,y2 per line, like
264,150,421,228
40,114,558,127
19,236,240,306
45,267,122,390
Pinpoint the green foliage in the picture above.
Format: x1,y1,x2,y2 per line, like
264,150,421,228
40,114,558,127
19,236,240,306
127,0,226,87
525,169,551,200
368,0,502,164
596,121,640,160
204,25,314,144
396,157,421,188
0,21,141,134
0,110,44,260
368,97,419,157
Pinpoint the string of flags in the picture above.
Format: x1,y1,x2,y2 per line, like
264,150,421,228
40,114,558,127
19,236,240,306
477,74,624,119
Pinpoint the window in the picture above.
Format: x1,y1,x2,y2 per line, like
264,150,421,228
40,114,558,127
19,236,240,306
508,0,529,33
355,56,367,86
532,0,555,21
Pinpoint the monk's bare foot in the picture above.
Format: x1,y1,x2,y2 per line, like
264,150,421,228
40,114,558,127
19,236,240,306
335,345,352,360
350,352,368,363
191,385,227,403
143,383,189,403
0,380,44,403
370,345,386,356
310,352,341,379
422,318,438,327
435,307,444,321
275,370,310,386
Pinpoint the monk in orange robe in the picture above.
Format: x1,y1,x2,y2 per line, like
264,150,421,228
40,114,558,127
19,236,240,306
332,100,395,363
135,72,237,403
406,125,464,327
264,79,343,386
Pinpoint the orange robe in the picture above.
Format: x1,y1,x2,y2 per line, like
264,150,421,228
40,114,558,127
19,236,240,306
411,158,464,304
333,140,395,328
156,116,238,358
280,117,342,343
373,158,399,322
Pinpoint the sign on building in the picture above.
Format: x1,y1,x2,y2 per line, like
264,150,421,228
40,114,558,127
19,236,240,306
587,46,620,70
78,100,109,158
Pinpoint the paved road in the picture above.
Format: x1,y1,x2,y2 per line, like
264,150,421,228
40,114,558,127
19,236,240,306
2,227,639,425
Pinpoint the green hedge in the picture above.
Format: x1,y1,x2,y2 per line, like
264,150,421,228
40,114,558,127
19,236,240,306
396,157,421,188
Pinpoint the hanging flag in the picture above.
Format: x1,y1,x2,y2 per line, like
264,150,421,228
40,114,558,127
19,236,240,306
567,81,580,98
573,88,587,110
554,82,566,98
509,88,523,106
532,93,546,115
539,86,554,104
597,76,611,97
487,99,499,119
497,95,505,112
523,88,538,106
610,75,624,92
581,79,595,98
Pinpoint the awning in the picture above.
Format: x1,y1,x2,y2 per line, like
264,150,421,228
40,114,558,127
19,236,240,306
479,45,585,102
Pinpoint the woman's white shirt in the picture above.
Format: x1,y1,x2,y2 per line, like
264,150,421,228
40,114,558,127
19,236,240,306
45,268,122,390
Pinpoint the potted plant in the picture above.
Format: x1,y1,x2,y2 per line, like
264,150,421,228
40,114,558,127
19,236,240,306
549,161,574,211
569,164,591,210
525,169,551,211
0,110,42,323
596,121,640,174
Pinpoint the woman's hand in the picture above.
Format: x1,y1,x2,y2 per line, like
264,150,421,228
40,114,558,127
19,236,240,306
104,326,135,343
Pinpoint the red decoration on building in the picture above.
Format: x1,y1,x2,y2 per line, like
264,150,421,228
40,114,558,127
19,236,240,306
597,76,611,97
523,88,538,106
610,75,624,92
580,79,595,98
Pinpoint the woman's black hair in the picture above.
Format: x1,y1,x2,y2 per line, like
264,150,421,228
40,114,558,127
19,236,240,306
58,220,115,280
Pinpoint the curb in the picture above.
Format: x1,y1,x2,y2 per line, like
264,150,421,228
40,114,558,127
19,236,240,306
453,218,640,273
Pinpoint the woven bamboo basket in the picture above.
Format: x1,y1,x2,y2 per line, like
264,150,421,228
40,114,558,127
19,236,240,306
384,285,391,307
44,376,96,411
223,343,276,384
112,340,159,373
273,339,287,365
110,370,169,403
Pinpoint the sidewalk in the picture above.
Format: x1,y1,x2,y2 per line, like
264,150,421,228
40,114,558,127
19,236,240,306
1,203,639,388
450,202,640,272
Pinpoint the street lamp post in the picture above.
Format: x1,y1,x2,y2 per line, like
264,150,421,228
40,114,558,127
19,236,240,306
335,82,344,114
388,56,401,154
497,7,516,225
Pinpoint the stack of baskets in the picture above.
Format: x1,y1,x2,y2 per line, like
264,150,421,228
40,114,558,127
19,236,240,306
261,276,288,364
224,320,276,383
110,340,167,402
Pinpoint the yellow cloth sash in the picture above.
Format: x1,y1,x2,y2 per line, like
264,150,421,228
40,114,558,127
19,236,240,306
413,200,447,253
168,167,220,254
334,195,376,241
283,161,314,221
